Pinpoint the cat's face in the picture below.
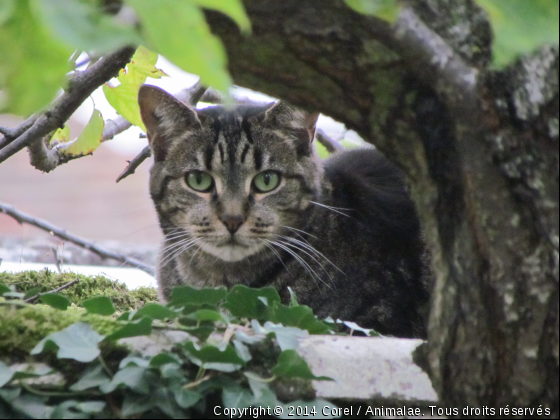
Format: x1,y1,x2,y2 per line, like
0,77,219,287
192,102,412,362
138,85,322,262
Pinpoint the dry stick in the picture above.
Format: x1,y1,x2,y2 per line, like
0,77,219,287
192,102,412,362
115,81,209,183
0,201,154,275
0,46,136,168
24,278,80,303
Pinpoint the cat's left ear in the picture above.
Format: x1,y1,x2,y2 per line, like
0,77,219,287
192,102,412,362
261,102,319,143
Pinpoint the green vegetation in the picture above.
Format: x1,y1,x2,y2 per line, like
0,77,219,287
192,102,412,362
0,271,340,418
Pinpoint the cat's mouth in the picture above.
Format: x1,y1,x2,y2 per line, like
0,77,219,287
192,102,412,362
199,235,264,262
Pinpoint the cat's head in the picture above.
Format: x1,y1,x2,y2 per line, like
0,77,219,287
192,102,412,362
138,85,322,262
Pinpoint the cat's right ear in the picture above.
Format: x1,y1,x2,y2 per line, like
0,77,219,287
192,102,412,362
138,85,202,162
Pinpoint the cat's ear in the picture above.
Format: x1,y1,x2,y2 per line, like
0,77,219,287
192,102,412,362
138,85,202,162
259,102,319,143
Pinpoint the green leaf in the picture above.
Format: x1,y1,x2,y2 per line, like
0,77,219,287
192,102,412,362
0,283,10,295
127,0,232,92
170,285,227,307
267,301,332,334
69,364,110,392
0,0,16,25
172,387,202,409
476,0,559,67
190,0,251,33
134,302,178,320
185,308,228,323
34,0,140,53
119,356,150,369
100,366,151,394
121,394,156,417
0,361,14,387
76,401,106,414
150,352,182,368
59,109,104,157
39,292,71,310
224,285,281,319
103,82,146,131
31,322,104,362
272,350,332,380
0,0,72,115
82,296,116,316
105,316,152,341
8,393,51,419
184,342,245,372
50,124,71,146
345,0,400,23
260,322,308,351
23,286,42,300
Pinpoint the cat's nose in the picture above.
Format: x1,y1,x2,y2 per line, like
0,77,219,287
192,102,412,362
220,214,245,234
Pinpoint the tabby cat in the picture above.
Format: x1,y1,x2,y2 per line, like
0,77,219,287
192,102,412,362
138,85,430,339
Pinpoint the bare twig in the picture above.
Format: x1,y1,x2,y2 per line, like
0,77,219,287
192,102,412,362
315,129,345,153
0,46,136,169
116,145,152,183
24,278,80,303
0,201,154,275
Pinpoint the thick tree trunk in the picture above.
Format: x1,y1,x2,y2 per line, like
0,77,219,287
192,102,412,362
208,0,559,415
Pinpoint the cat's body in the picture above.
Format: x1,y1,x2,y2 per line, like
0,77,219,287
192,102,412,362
139,85,430,338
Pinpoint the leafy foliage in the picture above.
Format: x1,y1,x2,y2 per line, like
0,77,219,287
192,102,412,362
0,274,341,418
0,0,250,116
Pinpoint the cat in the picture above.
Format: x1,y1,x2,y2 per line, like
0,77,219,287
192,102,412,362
138,85,430,339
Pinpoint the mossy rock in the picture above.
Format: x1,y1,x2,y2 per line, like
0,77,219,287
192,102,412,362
0,269,158,361
0,269,157,311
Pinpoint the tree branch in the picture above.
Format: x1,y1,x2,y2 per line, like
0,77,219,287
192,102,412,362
0,46,136,169
24,278,80,303
0,201,154,275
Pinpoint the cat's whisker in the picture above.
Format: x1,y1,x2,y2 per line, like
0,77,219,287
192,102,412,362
264,239,330,291
309,201,352,218
159,238,200,268
276,234,344,275
274,237,335,285
279,225,318,240
260,239,290,273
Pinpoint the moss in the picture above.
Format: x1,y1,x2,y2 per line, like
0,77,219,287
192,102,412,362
0,269,158,312
0,269,158,361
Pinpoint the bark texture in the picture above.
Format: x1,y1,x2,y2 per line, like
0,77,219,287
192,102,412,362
207,0,559,415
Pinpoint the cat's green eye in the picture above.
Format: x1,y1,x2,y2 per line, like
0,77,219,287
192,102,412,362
186,171,213,192
253,171,280,193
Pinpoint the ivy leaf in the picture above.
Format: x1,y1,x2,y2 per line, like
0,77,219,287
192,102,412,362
150,352,182,368
31,322,104,363
59,109,104,157
8,393,52,419
82,296,116,316
38,292,71,310
34,0,140,53
119,356,150,369
127,0,232,92
134,302,178,320
344,0,400,23
272,350,332,380
0,0,72,116
105,316,152,341
184,308,228,323
184,342,245,372
172,386,202,409
170,285,227,307
267,301,332,334
224,285,281,319
100,366,152,395
69,365,110,392
121,394,156,417
0,361,14,387
76,401,106,414
476,0,559,67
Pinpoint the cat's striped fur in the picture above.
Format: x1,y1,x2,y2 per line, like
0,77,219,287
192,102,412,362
139,85,429,338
